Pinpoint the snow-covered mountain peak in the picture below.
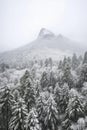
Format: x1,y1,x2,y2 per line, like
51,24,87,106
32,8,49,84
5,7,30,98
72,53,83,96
0,29,84,67
38,28,55,39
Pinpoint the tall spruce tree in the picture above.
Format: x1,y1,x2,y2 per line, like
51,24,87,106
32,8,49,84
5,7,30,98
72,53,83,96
9,98,28,130
0,86,14,130
59,83,69,113
24,80,35,112
36,94,48,130
62,62,74,89
54,83,61,109
40,71,49,90
78,63,87,88
19,70,32,97
44,94,59,130
72,53,79,70
48,71,56,88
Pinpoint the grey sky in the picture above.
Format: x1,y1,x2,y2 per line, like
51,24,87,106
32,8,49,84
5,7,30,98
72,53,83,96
0,0,87,52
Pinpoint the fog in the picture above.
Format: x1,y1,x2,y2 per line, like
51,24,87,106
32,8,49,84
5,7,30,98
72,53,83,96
0,0,87,52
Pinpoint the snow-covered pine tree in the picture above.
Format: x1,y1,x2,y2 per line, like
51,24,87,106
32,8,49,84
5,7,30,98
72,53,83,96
44,94,59,130
54,83,69,114
40,71,49,90
54,83,62,111
26,108,41,130
19,70,33,97
72,53,79,70
68,96,84,122
35,80,41,98
48,71,56,88
36,95,46,130
77,52,87,88
9,98,28,130
62,61,74,89
20,70,31,84
62,95,84,130
78,63,87,88
62,57,67,70
24,79,36,112
59,83,69,114
0,86,14,130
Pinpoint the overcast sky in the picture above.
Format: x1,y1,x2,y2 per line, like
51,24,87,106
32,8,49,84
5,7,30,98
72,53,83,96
0,0,87,52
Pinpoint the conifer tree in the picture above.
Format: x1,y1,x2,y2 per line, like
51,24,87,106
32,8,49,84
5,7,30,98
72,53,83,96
62,62,74,89
78,63,87,88
0,86,14,130
62,96,84,130
44,94,59,130
40,71,49,90
54,83,62,110
24,80,35,112
59,83,69,113
26,108,41,130
36,94,47,130
9,98,28,130
62,57,67,70
72,53,79,70
67,96,84,122
19,70,32,97
48,71,56,88
35,80,41,98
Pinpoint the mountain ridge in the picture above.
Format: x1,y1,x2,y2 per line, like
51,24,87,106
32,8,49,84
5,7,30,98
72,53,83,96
0,28,85,67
